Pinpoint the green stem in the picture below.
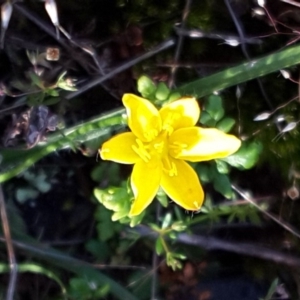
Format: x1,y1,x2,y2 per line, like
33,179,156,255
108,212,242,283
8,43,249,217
0,108,125,182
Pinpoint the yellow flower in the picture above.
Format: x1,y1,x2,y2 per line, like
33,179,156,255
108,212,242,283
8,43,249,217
100,94,241,216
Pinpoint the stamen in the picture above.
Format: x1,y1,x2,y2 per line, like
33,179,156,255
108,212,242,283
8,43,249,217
144,129,158,141
169,142,188,155
163,124,174,135
171,141,188,148
132,139,151,162
162,156,177,176
162,112,181,135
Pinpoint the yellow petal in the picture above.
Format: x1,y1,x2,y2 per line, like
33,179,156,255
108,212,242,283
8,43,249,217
169,127,241,162
159,97,200,132
100,132,140,164
122,94,162,142
129,159,162,216
161,158,204,210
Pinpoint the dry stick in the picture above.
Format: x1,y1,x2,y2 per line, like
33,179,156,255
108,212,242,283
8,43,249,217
14,3,67,48
65,38,175,100
0,185,17,300
135,225,300,267
168,0,192,88
174,27,262,45
176,232,300,266
232,184,300,239
150,251,159,300
150,203,162,300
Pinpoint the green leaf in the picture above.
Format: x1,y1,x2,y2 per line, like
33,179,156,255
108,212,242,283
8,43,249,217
156,188,168,207
199,110,215,126
129,212,145,227
85,239,110,261
215,160,229,174
46,89,59,97
137,75,156,99
155,237,164,255
155,82,170,101
28,72,44,89
176,43,300,97
166,253,183,270
196,163,213,183
204,95,224,121
222,141,262,170
95,208,116,241
168,92,181,102
69,277,110,299
112,209,130,221
216,117,236,133
43,96,61,105
213,172,233,199
161,212,172,229
171,221,187,232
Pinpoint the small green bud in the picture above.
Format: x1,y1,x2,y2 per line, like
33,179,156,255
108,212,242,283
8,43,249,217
137,75,156,98
155,82,170,101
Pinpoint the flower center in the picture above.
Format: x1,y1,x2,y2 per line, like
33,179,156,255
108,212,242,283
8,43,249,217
131,131,177,176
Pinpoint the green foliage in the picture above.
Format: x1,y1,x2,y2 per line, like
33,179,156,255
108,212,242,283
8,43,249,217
215,159,230,174
94,184,145,227
204,94,224,122
149,212,188,270
222,141,263,170
95,207,122,241
156,188,169,207
91,162,121,186
216,117,236,133
197,161,234,199
192,197,261,226
155,82,170,101
212,172,233,199
137,75,178,104
68,277,110,300
0,263,67,297
137,75,156,99
85,239,110,261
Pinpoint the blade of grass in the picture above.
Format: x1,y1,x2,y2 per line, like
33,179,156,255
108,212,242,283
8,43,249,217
0,233,138,300
0,108,125,182
0,263,67,298
0,184,16,300
176,43,300,97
